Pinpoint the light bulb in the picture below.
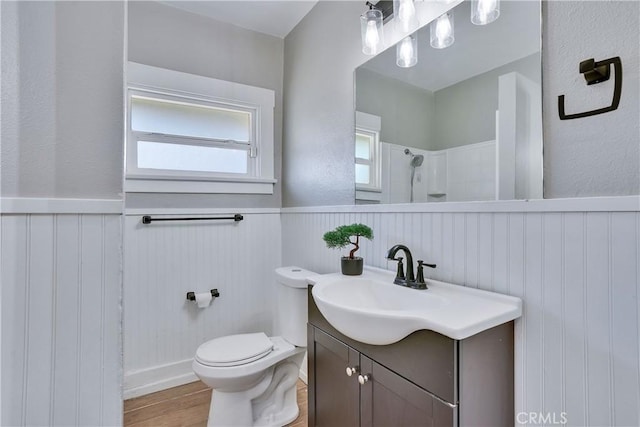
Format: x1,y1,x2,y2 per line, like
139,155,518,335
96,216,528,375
436,15,451,40
471,0,500,25
399,38,413,63
398,0,416,32
479,0,497,17
396,35,417,68
365,20,380,49
430,12,454,49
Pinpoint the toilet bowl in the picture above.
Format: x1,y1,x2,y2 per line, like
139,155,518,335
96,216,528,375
192,267,315,427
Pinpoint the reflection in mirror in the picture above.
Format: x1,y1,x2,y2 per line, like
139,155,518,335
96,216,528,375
355,0,542,204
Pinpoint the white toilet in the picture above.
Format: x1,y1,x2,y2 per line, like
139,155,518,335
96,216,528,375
192,267,314,427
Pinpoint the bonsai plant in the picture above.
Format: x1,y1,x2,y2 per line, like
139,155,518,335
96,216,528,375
323,223,373,275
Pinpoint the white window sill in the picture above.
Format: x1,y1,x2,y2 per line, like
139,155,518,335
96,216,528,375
125,176,276,194
356,189,382,202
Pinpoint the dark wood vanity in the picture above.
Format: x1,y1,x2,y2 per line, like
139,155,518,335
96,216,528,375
307,287,514,427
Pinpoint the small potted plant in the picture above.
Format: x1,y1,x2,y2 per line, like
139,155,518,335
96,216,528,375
323,223,373,275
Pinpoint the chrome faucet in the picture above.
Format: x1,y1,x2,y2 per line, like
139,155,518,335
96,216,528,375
386,244,436,289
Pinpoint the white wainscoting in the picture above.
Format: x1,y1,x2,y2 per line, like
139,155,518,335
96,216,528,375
281,207,640,427
123,210,282,398
1,212,122,427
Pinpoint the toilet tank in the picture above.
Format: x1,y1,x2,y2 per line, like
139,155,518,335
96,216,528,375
275,266,316,347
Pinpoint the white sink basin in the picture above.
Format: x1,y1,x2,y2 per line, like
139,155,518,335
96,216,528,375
310,266,522,345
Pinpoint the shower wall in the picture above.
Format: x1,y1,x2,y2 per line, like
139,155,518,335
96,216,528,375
375,142,496,204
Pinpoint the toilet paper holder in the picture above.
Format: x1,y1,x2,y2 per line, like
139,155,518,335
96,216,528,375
186,289,220,301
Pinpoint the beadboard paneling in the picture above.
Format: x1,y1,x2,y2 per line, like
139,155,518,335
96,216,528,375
123,212,282,398
281,210,640,426
1,213,122,427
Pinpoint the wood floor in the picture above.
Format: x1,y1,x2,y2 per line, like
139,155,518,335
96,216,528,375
124,380,308,427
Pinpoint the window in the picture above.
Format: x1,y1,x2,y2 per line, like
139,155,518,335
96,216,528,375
129,94,254,176
355,129,378,187
355,112,381,193
126,62,275,194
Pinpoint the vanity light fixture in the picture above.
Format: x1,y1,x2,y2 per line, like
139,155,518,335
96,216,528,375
361,1,393,55
430,11,454,49
393,0,418,33
361,6,385,55
396,34,418,67
471,0,500,25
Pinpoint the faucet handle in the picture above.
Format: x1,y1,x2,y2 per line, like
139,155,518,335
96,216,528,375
414,260,436,290
420,261,436,269
392,257,406,285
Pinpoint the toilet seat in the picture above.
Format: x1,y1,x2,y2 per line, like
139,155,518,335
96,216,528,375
195,332,274,367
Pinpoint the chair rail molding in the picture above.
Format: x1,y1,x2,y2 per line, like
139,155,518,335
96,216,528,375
1,197,124,214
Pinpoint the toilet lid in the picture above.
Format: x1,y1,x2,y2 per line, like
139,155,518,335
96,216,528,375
195,332,274,367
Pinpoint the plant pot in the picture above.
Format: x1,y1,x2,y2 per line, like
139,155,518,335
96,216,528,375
341,257,364,276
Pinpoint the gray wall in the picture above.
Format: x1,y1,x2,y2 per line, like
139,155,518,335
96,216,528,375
1,1,125,199
282,1,639,206
355,53,539,152
283,1,367,207
543,1,639,198
433,53,540,151
127,1,284,209
355,68,435,150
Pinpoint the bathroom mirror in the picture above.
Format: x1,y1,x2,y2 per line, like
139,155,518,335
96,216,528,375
355,0,542,204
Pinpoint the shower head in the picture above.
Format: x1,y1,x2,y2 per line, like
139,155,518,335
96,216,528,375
411,154,424,167
404,148,424,167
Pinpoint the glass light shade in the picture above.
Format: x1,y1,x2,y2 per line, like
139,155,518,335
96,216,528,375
396,34,418,68
360,9,384,55
393,0,419,33
430,12,454,49
471,0,500,25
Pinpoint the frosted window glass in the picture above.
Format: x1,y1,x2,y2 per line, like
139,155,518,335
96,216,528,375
137,141,247,174
355,164,370,184
131,97,250,142
355,133,371,159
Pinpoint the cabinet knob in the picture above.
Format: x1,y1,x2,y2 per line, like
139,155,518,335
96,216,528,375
358,374,370,385
346,366,359,377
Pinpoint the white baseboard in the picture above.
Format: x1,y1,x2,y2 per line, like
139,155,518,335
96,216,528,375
298,352,308,384
124,358,198,399
298,370,308,385
124,352,309,399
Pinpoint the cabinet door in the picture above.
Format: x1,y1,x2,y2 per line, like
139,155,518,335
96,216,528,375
359,356,455,427
309,327,360,427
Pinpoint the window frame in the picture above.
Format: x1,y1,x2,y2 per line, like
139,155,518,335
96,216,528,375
125,62,276,194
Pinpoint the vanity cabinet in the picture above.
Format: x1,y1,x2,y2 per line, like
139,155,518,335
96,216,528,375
309,326,453,427
307,287,514,427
